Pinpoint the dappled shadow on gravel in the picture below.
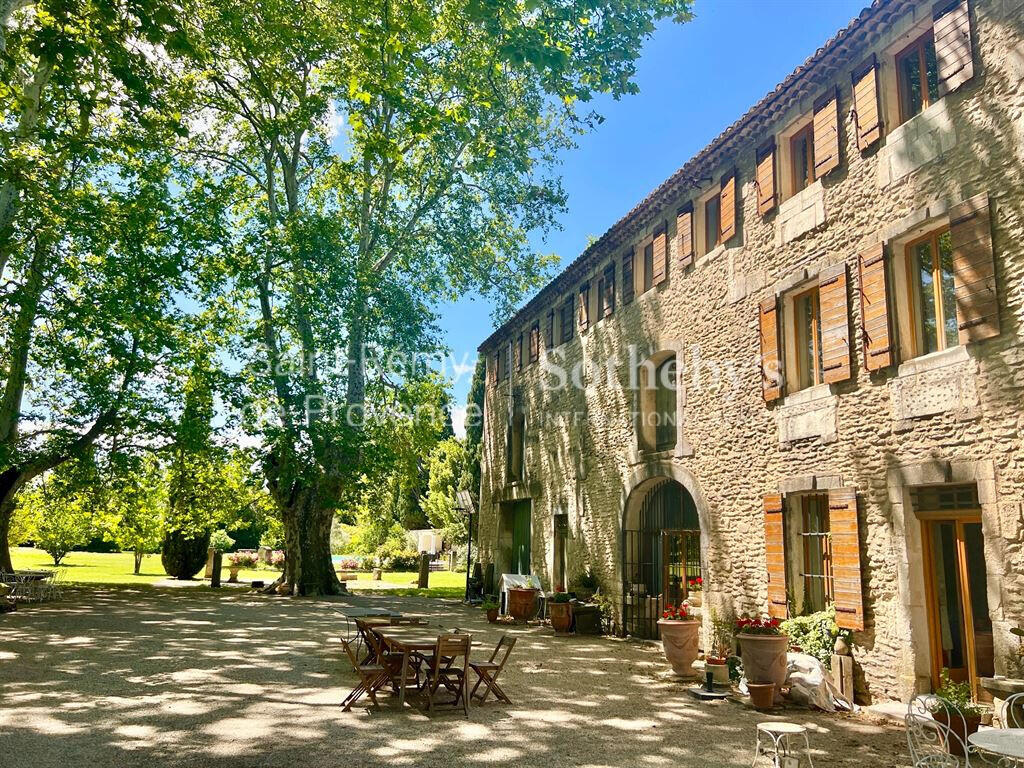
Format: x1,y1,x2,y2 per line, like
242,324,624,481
0,588,909,767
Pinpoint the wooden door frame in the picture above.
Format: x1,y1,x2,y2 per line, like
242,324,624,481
919,510,983,698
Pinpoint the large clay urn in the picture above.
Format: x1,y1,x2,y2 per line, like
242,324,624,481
549,601,573,633
508,587,539,622
657,619,700,677
739,633,789,703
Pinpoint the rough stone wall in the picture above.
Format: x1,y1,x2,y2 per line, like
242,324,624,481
479,0,1024,703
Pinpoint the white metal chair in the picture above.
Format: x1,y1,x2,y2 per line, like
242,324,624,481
906,695,974,767
999,693,1024,729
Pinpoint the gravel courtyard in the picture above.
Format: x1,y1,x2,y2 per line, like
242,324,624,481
0,588,911,767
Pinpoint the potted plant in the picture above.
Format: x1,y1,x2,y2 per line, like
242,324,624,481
481,597,500,624
687,577,703,607
507,586,539,622
705,608,733,685
736,616,788,704
270,550,286,570
227,552,258,582
747,682,776,710
549,589,573,634
657,604,700,678
931,669,985,756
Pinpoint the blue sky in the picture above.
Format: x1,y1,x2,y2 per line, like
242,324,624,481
442,0,868,431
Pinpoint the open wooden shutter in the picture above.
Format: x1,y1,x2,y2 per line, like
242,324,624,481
720,172,737,242
756,141,776,216
759,296,783,402
622,251,634,305
578,283,590,331
934,0,974,96
545,309,555,350
950,192,999,344
813,89,841,178
677,207,694,269
764,493,788,620
858,242,894,370
828,486,864,632
852,56,882,151
819,262,853,384
651,226,668,285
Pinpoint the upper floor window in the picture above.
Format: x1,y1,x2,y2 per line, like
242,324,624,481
544,309,555,350
906,228,957,357
642,241,655,292
598,263,615,319
622,251,634,305
793,286,823,390
788,493,834,615
790,122,815,195
528,322,540,363
507,409,525,482
896,31,939,124
704,195,721,251
654,356,678,452
498,344,510,380
559,295,574,343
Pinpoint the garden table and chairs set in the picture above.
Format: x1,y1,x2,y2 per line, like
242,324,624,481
906,692,1024,766
338,609,516,716
0,570,61,606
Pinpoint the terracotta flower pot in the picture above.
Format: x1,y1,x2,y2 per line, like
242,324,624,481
706,662,730,686
687,591,702,608
550,601,573,633
657,619,700,677
486,608,499,623
932,709,982,757
508,587,539,622
228,566,241,583
739,633,789,703
747,682,775,710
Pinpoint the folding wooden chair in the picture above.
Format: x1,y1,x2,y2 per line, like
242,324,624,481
423,633,472,716
470,634,516,704
365,626,421,691
339,638,389,711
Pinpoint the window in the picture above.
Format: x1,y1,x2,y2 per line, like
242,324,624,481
704,195,721,252
794,286,824,390
559,295,574,343
906,228,957,357
529,322,540,363
790,122,815,194
544,309,555,350
642,242,655,292
553,513,569,591
578,282,591,330
514,333,523,371
654,356,677,452
490,353,499,384
622,251,634,305
507,409,525,481
896,31,939,124
498,344,510,380
798,494,834,615
598,263,615,319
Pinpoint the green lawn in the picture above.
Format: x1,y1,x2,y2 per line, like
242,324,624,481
10,547,466,597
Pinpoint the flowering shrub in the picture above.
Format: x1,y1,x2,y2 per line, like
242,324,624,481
661,604,692,621
735,616,783,635
228,552,258,569
336,558,361,571
270,550,286,570
687,576,703,592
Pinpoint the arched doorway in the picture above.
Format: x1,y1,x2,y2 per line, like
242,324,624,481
622,478,702,638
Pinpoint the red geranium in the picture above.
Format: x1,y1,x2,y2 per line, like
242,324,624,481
662,604,691,621
735,616,782,635
687,577,703,590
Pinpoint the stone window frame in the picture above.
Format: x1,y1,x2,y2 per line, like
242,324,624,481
630,343,693,461
777,110,817,203
694,185,723,259
878,12,943,136
782,490,836,617
776,267,831,401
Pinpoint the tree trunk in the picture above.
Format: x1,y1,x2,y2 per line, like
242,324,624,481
134,550,143,574
282,488,340,596
0,469,22,572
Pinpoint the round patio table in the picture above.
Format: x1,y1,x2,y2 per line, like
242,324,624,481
968,729,1024,763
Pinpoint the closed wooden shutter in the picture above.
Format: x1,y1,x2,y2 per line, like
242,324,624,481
677,207,694,269
950,192,1000,344
602,264,615,317
756,141,776,216
578,283,590,331
529,322,540,363
720,172,737,242
763,493,788,620
622,251,634,304
934,0,974,96
652,226,668,285
759,297,783,402
545,309,555,349
818,262,853,384
858,242,894,370
828,486,864,632
852,57,882,151
813,89,841,178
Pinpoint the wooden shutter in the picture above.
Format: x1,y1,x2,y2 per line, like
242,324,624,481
934,0,974,97
545,309,555,349
828,486,864,632
813,89,841,178
514,333,523,371
490,353,499,384
756,141,776,216
719,172,737,242
529,322,540,363
651,226,668,285
622,252,634,305
677,207,694,269
578,283,590,331
950,192,999,344
759,297,783,402
858,242,894,370
602,265,615,317
818,262,853,384
852,57,882,151
763,493,788,620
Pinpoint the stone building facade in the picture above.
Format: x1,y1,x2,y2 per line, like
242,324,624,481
476,0,1024,702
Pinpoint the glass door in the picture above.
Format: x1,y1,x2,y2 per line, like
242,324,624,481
662,530,702,607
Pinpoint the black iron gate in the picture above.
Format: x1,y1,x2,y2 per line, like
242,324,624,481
622,479,702,639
